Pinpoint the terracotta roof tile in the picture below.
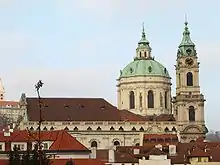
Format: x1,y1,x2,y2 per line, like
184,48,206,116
26,97,175,122
147,147,167,156
189,147,210,157
0,101,19,107
49,130,88,151
0,130,88,151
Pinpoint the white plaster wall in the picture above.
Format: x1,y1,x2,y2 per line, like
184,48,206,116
20,120,178,149
117,76,172,116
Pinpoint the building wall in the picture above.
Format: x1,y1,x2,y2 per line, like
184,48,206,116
20,120,178,149
117,76,172,116
0,107,24,123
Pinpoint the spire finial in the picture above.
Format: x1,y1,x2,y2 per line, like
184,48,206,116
142,22,145,34
185,14,188,24
177,16,196,57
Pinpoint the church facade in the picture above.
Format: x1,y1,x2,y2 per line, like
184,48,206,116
18,21,208,149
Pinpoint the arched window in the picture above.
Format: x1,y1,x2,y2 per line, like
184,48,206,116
189,106,195,122
43,127,47,131
50,127,54,131
139,127,144,131
165,91,168,109
132,127,136,131
114,141,120,146
129,91,135,109
144,52,147,57
119,127,124,131
64,127,69,131
172,127,177,132
139,52,141,57
139,93,142,108
74,127,78,131
164,127,169,132
190,140,195,143
135,143,140,146
187,72,193,86
87,127,92,131
160,92,163,107
110,126,115,131
96,127,102,131
148,90,154,108
91,141,98,148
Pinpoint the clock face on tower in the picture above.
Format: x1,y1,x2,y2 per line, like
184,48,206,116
185,58,194,66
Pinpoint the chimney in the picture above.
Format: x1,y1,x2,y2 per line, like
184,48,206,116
133,148,140,155
3,130,10,137
9,124,14,133
169,145,176,156
90,147,97,159
108,147,115,163
177,131,181,142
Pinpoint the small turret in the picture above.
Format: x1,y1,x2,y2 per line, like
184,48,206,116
135,23,152,60
177,19,197,57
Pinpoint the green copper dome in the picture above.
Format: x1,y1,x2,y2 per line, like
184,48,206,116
119,59,170,79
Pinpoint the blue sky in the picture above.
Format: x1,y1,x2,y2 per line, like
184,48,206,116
0,0,220,130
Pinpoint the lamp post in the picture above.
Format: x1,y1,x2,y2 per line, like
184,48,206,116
35,80,44,165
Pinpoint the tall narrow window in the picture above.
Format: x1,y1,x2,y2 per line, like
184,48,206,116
179,73,181,86
165,91,168,109
160,92,163,107
148,90,154,108
139,93,142,108
189,106,195,121
187,72,193,86
144,52,147,57
129,91,135,109
91,141,98,148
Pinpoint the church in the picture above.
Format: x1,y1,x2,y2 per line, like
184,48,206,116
18,21,208,149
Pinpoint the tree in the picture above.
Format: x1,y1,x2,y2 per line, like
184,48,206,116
65,159,74,165
8,145,51,165
8,146,21,165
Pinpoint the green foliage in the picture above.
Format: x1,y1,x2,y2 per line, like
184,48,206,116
8,145,51,165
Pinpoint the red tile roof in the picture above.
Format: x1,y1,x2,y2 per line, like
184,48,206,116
0,130,88,152
101,141,220,164
49,130,88,151
26,97,175,122
0,101,19,107
189,147,210,157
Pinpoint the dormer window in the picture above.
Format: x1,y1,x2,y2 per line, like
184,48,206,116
43,143,48,150
79,104,84,108
64,105,69,108
148,66,152,73
164,68,167,74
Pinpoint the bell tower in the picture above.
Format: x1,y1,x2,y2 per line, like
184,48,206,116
173,21,207,142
